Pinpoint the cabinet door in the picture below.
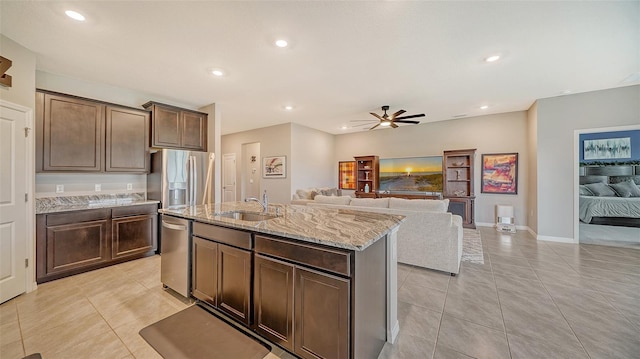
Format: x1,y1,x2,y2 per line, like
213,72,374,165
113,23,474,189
295,267,350,359
254,254,294,351
192,236,218,306
106,106,150,172
111,214,157,259
151,105,181,148
45,219,109,276
181,111,207,151
217,243,251,325
42,93,104,171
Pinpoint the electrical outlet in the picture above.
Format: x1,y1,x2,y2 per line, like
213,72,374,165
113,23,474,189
95,184,101,192
56,184,64,193
126,183,133,190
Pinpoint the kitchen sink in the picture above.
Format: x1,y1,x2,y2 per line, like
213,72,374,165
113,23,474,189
216,211,277,222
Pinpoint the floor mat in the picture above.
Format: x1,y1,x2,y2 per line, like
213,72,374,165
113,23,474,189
139,305,271,359
462,228,484,264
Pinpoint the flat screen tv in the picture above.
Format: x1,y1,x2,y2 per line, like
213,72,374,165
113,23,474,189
379,156,443,194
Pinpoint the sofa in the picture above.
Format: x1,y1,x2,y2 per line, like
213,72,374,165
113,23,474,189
305,196,463,275
290,187,346,205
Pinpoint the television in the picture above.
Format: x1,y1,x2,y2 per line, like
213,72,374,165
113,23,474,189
379,156,443,194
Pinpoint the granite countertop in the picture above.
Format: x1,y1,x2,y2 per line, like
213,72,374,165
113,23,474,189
160,202,405,251
36,193,160,214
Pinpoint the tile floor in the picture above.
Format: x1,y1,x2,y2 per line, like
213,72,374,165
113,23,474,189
1,227,639,359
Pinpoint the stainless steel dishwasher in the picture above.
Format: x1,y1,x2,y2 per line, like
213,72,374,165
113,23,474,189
160,215,190,297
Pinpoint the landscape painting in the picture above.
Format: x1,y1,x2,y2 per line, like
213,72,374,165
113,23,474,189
379,156,443,193
481,153,518,194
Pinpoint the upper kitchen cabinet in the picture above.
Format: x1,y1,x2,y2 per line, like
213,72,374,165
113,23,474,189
37,91,104,172
105,106,150,172
36,90,151,173
143,101,207,151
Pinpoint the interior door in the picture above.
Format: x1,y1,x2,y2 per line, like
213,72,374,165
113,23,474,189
0,101,28,303
223,153,236,202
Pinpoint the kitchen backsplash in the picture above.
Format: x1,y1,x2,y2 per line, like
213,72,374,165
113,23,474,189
35,173,147,198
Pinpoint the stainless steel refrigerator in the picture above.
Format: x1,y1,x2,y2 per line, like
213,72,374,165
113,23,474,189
147,149,215,209
148,149,214,297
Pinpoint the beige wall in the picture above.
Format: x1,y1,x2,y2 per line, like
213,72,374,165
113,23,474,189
290,123,336,193
526,102,539,234
0,35,36,110
222,123,292,204
335,111,530,226
535,85,640,241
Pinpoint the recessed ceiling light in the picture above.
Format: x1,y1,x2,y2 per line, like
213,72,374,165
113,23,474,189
341,126,348,130
65,10,85,21
480,105,489,110
485,55,500,63
284,105,293,111
275,39,288,48
561,90,572,95
210,69,225,77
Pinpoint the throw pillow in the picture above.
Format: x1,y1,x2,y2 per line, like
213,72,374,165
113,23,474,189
609,181,640,197
320,188,338,196
579,185,594,196
349,198,389,208
296,189,313,200
309,190,318,200
584,182,617,197
388,197,449,212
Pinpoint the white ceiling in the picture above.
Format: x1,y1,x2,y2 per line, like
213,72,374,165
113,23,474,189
1,1,638,135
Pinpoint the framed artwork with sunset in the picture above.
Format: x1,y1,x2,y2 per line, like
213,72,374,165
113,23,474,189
379,156,443,193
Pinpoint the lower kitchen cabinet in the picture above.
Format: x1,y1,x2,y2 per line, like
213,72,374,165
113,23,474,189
192,236,218,306
254,254,295,351
191,222,253,325
36,204,158,283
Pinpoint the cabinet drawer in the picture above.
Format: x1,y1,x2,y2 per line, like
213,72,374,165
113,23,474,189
46,209,110,226
255,235,351,277
192,222,252,250
112,204,158,218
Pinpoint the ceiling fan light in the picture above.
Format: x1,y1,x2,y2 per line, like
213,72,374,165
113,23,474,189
380,121,391,127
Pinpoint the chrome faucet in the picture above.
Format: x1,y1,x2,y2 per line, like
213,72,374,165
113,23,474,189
245,190,268,213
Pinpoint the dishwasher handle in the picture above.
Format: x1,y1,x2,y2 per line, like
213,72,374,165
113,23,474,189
162,220,188,231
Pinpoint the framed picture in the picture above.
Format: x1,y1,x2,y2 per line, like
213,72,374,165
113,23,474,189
338,161,356,189
583,137,631,160
263,155,286,178
481,153,518,194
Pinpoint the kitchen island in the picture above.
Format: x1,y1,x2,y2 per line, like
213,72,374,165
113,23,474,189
160,202,404,359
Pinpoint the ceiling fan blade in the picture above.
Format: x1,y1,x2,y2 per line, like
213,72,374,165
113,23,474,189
369,123,380,130
393,120,421,124
395,113,425,120
369,112,385,121
391,109,406,119
391,122,398,128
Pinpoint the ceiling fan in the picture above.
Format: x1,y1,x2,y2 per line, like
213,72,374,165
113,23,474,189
351,105,425,130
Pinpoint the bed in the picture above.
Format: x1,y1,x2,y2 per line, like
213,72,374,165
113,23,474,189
579,182,640,227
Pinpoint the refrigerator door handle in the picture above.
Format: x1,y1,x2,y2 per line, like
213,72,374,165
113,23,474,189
191,156,197,206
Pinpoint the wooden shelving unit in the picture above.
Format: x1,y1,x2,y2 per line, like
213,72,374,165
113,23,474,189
354,155,379,198
443,149,476,228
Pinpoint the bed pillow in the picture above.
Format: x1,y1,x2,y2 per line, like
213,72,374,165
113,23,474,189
584,182,617,197
579,185,594,196
609,181,640,197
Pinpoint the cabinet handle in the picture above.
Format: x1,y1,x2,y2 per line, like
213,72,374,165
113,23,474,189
162,221,187,231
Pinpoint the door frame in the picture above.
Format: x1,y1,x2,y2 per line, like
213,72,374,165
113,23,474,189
0,100,35,295
573,124,640,243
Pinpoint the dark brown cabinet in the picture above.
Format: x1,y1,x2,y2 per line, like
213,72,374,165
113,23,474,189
36,90,150,173
36,204,158,283
254,254,295,351
254,235,351,359
111,205,158,259
106,106,150,172
354,155,379,198
443,149,476,228
143,101,207,151
192,236,218,306
191,222,252,325
38,92,104,172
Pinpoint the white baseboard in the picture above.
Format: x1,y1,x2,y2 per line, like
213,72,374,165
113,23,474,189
476,222,530,231
537,235,577,244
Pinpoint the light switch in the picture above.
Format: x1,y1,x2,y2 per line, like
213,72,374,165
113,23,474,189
127,183,133,190
95,184,101,192
56,184,64,193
